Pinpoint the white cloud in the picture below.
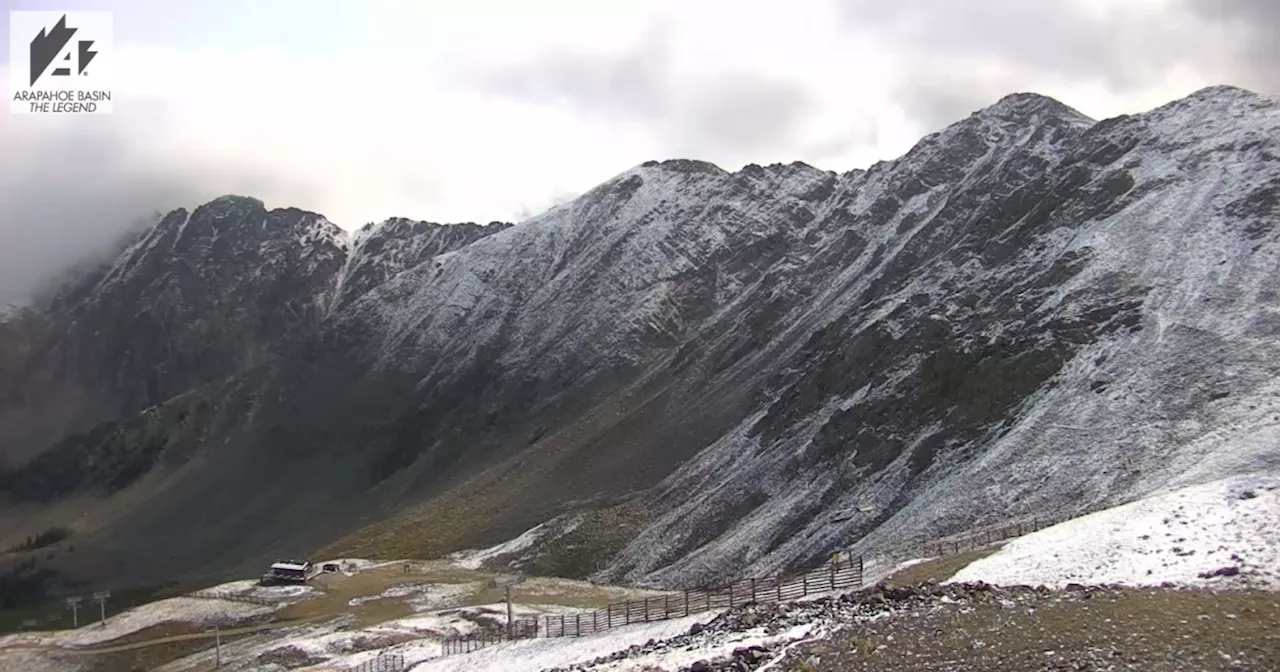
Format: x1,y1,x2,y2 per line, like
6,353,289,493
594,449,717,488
0,0,1273,305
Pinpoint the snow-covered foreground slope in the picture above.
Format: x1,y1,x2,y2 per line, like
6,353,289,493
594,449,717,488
950,471,1280,589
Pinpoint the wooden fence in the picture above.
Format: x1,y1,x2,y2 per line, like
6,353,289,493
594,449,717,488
890,514,1073,562
346,653,405,671
438,558,862,654
435,510,1081,656
439,617,538,655
187,589,274,607
542,555,862,638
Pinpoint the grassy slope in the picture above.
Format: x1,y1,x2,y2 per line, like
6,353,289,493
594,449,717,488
781,587,1280,671
880,547,1002,587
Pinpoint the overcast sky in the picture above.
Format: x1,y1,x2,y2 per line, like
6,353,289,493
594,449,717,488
1,0,1277,306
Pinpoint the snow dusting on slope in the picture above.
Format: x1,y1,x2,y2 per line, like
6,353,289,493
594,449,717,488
55,597,272,647
450,523,556,570
949,472,1280,589
373,611,724,672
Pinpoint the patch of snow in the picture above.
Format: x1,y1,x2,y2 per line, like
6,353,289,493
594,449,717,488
949,472,1280,589
347,581,476,611
329,610,726,672
516,577,669,603
584,621,817,672
370,611,484,639
450,524,554,570
315,558,403,576
198,579,320,603
861,556,930,586
53,597,271,647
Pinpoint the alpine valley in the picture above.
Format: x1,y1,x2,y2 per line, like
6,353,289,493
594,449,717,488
1,85,1278,600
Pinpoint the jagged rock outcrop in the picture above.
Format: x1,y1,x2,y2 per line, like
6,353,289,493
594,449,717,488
337,218,513,308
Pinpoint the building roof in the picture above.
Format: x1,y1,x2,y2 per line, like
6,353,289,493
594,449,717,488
270,562,310,572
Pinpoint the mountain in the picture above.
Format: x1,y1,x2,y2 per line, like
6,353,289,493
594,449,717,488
0,85,1277,597
0,204,508,467
337,218,515,309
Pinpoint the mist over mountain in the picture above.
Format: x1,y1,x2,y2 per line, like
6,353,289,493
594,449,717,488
0,85,1277,598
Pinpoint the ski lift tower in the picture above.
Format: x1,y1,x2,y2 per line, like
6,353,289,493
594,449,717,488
65,596,83,628
92,591,111,627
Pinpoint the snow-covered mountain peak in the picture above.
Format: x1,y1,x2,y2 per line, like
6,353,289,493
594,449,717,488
638,158,728,175
164,196,348,257
737,161,833,182
334,217,514,308
1131,84,1280,146
1181,84,1275,106
978,92,1095,126
199,193,266,214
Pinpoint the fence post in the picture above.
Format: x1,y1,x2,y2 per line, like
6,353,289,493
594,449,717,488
750,578,756,603
575,613,582,637
829,561,836,590
802,571,808,596
777,574,782,602
684,591,689,617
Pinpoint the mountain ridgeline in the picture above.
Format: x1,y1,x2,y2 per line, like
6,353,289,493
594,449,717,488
1,86,1278,595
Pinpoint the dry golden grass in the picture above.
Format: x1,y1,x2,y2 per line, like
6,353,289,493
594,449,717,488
79,637,220,672
880,547,1000,587
275,561,492,626
785,587,1280,671
274,560,667,630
